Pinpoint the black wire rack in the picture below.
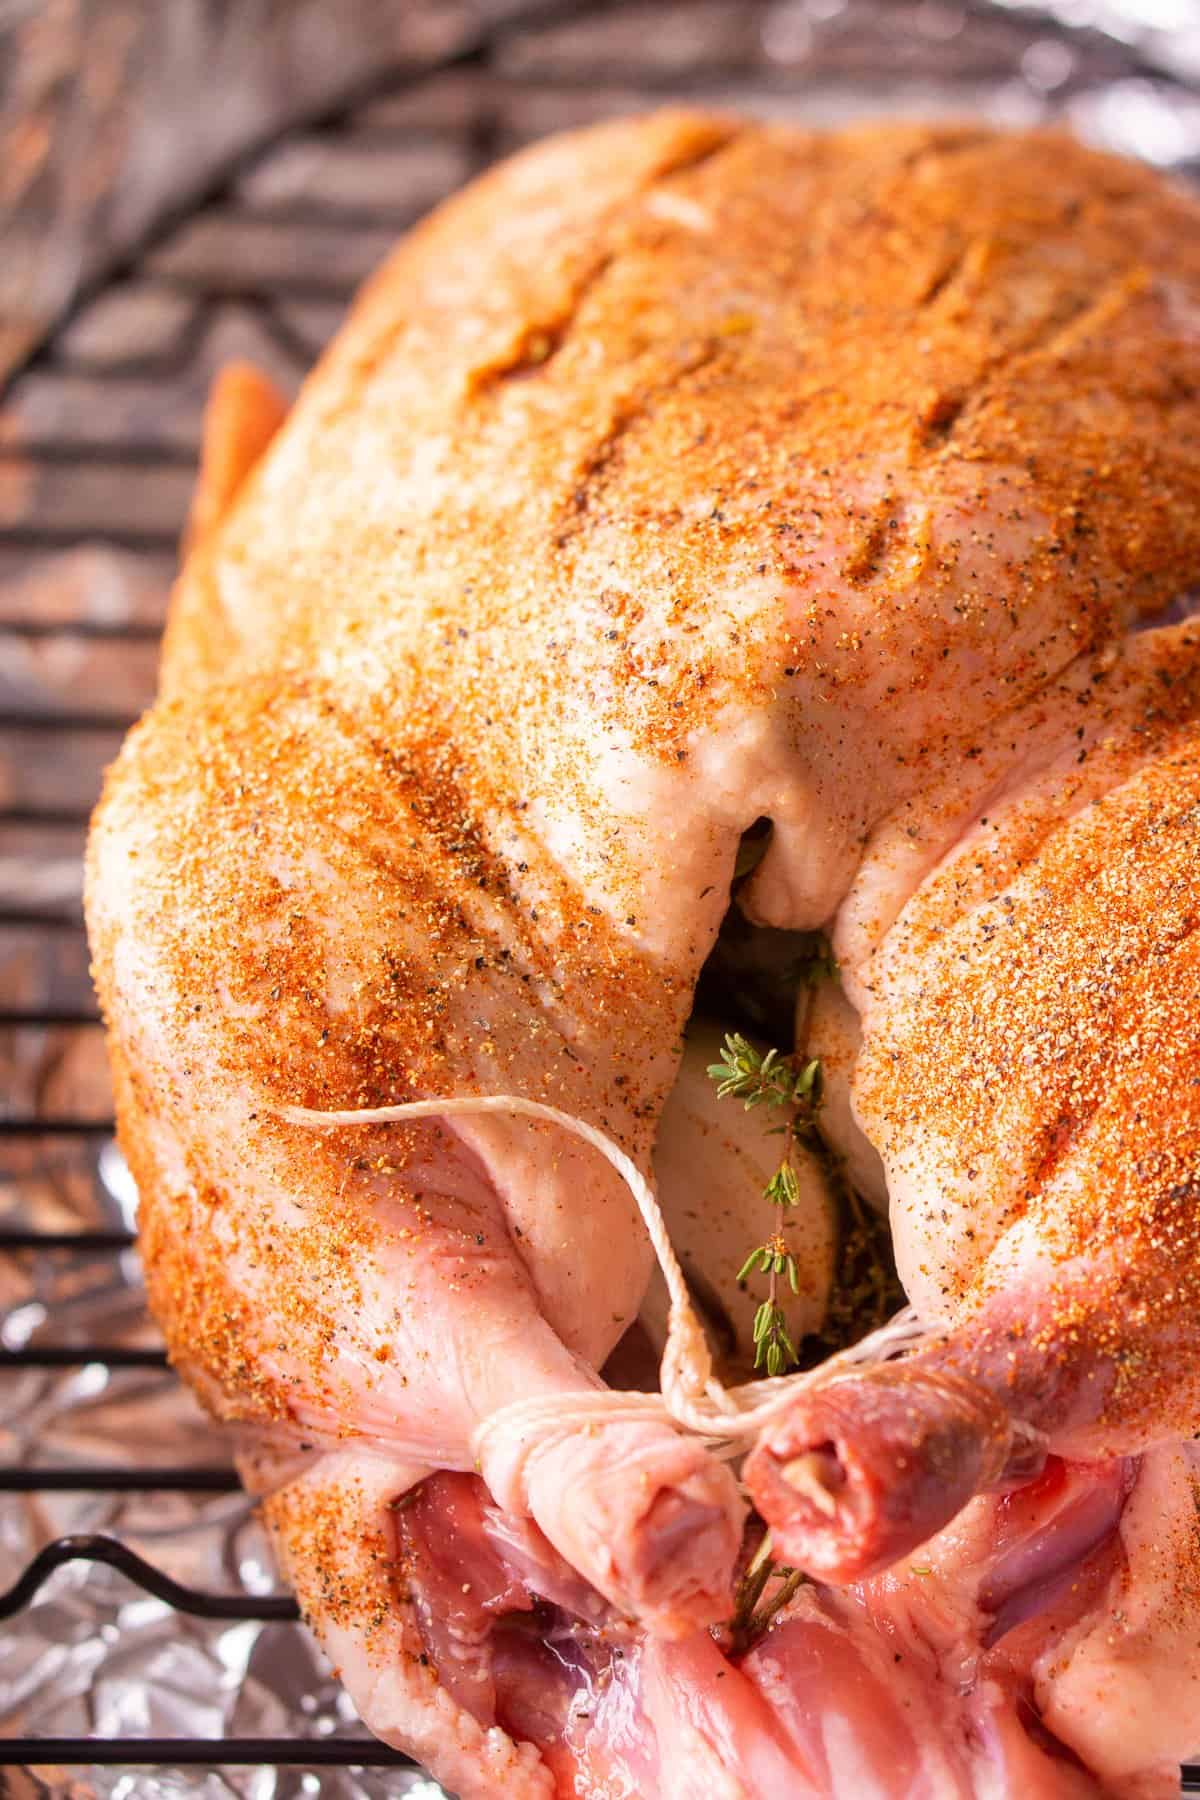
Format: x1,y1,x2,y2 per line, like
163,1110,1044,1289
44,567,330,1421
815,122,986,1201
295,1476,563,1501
5,2,1200,1793
0,1224,418,1782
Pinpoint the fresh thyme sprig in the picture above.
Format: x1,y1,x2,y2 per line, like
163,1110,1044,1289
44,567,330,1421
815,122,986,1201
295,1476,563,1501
729,1532,807,1653
710,1036,823,1646
790,935,840,988
708,930,900,1651
706,1032,823,1378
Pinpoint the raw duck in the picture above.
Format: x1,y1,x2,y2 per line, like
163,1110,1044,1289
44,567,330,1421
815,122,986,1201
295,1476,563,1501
86,113,1200,1797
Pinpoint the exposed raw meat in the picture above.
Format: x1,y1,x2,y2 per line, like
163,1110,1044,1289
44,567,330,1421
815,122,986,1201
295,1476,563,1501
264,1445,1197,1798
86,113,1200,1795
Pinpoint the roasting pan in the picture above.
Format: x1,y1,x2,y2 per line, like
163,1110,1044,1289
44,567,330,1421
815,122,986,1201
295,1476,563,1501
2,0,1200,1792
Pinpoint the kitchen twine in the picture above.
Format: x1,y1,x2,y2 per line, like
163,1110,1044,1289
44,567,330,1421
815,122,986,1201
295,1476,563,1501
281,1092,944,1497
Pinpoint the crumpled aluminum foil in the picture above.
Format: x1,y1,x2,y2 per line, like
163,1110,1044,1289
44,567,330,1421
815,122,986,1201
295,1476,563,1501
0,1140,448,1799
3,5,1199,1797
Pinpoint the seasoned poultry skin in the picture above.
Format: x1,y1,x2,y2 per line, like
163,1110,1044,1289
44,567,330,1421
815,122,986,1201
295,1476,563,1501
86,114,1200,1797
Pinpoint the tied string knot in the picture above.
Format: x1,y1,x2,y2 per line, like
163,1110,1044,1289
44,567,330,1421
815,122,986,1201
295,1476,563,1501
470,1389,673,1515
829,1361,1049,1492
280,1092,943,1455
908,1364,1039,1490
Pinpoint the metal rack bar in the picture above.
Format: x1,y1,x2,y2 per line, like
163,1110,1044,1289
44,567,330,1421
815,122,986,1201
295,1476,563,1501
0,1534,297,1621
0,1737,1188,1778
0,1230,135,1251
0,1119,116,1136
0,1738,416,1767
0,1346,167,1367
0,1466,239,1491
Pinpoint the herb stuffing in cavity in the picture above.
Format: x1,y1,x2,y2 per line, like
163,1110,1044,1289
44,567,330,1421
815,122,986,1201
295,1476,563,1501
707,1032,824,1377
706,929,903,1374
710,1031,815,1648
708,1030,820,1652
710,937,906,1651
728,1531,806,1657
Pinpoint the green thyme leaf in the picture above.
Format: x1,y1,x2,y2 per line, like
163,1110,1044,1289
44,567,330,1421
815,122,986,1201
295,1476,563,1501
737,1245,770,1283
764,1160,801,1208
790,934,839,988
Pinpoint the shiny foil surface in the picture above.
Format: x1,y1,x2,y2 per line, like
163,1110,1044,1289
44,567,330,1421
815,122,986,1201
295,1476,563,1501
1,1,1197,1795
